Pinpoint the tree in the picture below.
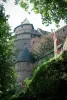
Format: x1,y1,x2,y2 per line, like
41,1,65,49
3,0,67,25
0,4,16,100
15,0,67,25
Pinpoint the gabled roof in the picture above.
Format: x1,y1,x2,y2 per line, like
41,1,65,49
37,28,50,35
31,30,42,36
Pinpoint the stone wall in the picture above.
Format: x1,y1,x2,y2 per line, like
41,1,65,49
15,24,67,85
15,62,36,84
31,34,53,58
31,25,67,58
56,25,67,44
15,25,33,34
63,37,67,51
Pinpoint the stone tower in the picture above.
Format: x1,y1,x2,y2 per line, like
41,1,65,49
14,18,41,85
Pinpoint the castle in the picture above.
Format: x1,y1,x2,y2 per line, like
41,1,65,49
14,18,67,86
14,18,46,85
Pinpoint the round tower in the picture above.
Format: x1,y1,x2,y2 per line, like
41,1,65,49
14,18,42,86
14,18,34,57
14,19,35,86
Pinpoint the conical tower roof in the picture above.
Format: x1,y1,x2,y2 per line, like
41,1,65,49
14,18,34,32
21,18,30,24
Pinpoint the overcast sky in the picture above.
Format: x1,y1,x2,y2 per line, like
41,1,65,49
1,0,66,32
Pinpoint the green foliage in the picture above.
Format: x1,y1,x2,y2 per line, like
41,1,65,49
0,4,16,100
16,0,67,25
16,51,67,100
20,1,29,11
3,0,67,25
24,78,32,88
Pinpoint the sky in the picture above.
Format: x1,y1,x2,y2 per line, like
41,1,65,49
0,0,66,32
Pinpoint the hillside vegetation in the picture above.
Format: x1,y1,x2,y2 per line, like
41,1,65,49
13,51,67,100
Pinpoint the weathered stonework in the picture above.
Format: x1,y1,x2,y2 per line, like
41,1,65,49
15,62,34,83
63,38,67,51
14,18,42,85
14,18,67,86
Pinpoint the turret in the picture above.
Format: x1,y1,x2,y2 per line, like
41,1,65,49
14,18,43,88
14,18,38,86
14,18,34,60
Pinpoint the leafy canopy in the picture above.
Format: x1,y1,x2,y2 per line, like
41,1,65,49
15,0,67,25
0,4,16,100
3,0,67,25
